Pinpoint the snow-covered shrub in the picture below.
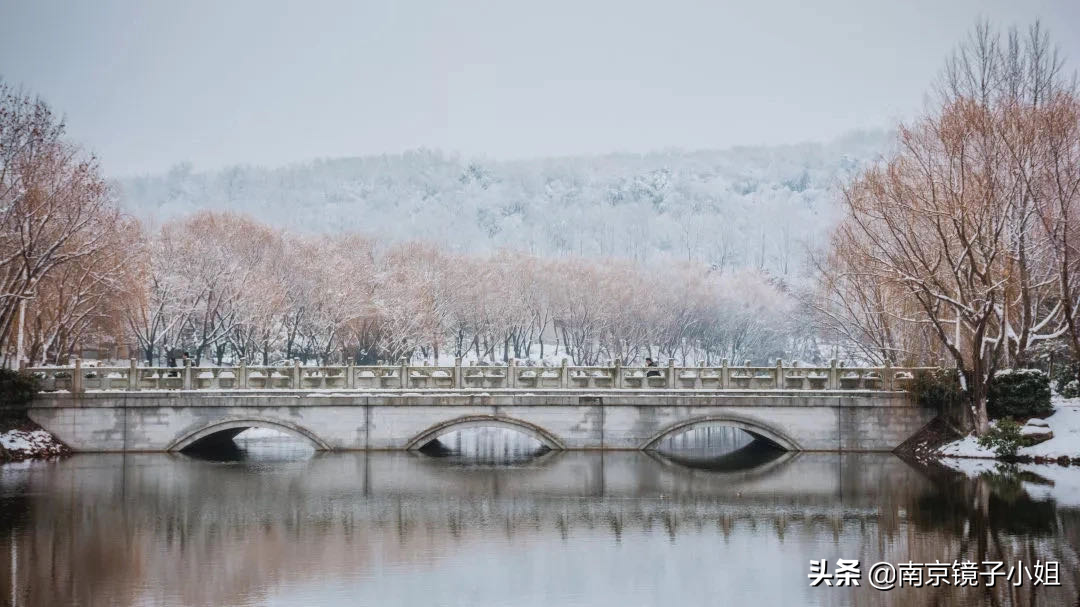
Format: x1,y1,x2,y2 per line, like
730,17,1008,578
1061,379,1080,399
988,369,1051,420
0,369,39,407
977,418,1028,459
908,368,963,412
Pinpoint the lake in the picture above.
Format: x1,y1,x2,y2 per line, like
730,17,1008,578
0,429,1077,606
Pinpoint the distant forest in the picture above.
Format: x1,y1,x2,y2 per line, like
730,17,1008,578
118,131,890,278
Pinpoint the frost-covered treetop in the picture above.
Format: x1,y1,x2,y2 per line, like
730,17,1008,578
117,130,890,278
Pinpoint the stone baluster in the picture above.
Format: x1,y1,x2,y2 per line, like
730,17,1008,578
454,357,462,389
695,360,704,389
346,358,355,389
883,360,893,391
829,359,838,390
560,358,569,389
667,358,675,389
614,358,623,388
72,357,83,394
400,357,408,389
128,358,139,391
293,359,301,389
183,358,192,390
508,359,517,389
721,359,729,389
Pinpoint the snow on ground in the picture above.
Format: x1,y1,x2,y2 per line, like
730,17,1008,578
937,393,1080,460
1,429,66,459
938,433,995,458
1021,394,1080,459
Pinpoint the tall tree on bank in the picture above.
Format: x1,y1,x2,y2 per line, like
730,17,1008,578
0,82,127,366
820,22,1077,434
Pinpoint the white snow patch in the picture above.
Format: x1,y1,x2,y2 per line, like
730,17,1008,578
1,430,65,458
1021,424,1052,438
937,393,1080,460
938,434,995,458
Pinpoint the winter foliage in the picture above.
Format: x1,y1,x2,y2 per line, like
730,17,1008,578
122,212,805,367
117,131,891,274
102,132,897,368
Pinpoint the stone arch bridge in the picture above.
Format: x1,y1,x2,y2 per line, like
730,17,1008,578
26,360,938,452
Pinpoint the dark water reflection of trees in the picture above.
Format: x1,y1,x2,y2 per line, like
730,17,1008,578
0,441,1077,606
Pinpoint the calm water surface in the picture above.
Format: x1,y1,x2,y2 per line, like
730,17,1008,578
0,429,1077,607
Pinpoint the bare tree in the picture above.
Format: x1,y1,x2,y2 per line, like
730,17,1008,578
0,83,122,365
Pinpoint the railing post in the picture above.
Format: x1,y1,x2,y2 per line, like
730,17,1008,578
883,360,893,391
614,358,623,388
18,359,25,372
721,359,729,389
695,360,704,389
667,358,675,389
454,356,462,389
560,358,569,389
182,358,192,390
776,359,784,389
508,359,517,388
829,359,838,390
346,357,355,389
239,361,248,389
72,357,83,394
128,358,138,391
400,357,408,389
293,359,301,389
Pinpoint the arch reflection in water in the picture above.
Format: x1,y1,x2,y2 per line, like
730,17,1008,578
418,426,551,465
181,427,316,462
653,423,787,471
4,451,1078,606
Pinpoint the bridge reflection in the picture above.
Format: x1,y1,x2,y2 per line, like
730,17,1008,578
1,450,1076,606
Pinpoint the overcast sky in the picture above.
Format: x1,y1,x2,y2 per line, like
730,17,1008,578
1,0,1078,177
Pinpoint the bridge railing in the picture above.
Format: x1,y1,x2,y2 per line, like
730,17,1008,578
25,357,935,394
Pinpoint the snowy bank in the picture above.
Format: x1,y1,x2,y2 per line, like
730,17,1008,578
0,428,68,462
937,393,1080,461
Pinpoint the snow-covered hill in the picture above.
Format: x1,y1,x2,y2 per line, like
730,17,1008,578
117,130,890,276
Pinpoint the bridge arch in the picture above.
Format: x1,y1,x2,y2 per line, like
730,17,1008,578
640,415,802,451
167,416,332,452
405,415,566,451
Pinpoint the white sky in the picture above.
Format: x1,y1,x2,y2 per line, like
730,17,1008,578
1,0,1078,177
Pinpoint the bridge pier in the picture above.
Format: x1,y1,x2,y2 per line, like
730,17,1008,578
26,390,937,453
